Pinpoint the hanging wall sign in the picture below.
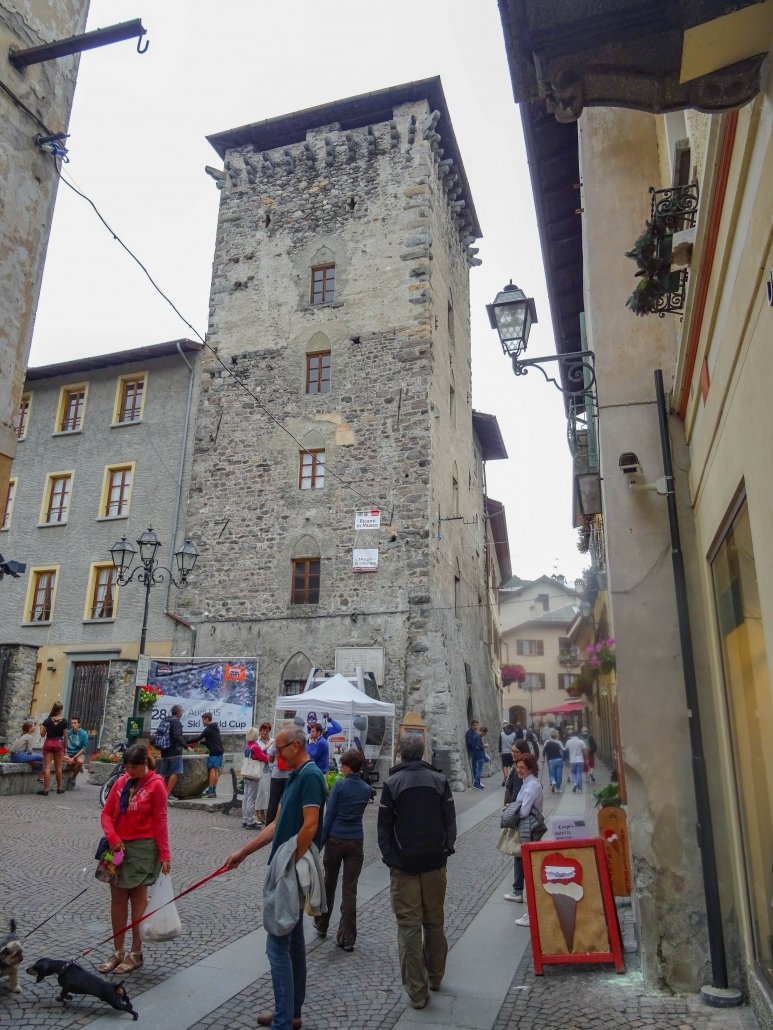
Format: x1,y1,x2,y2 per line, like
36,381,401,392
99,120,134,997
352,548,379,572
355,509,381,530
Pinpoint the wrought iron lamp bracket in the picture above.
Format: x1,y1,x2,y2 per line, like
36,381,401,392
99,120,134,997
511,349,597,399
118,562,187,590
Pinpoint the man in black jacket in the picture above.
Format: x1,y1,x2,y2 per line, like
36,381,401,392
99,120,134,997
378,735,456,1011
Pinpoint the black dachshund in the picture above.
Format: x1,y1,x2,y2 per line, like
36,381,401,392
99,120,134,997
26,958,138,1020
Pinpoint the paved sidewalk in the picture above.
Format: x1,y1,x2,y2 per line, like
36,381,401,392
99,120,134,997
0,761,760,1029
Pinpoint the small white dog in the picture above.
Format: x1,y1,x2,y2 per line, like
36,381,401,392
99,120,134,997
0,919,23,993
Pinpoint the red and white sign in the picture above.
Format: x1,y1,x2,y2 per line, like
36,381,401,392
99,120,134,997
354,509,381,530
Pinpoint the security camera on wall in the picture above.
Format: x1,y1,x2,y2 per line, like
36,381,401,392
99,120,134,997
618,452,644,486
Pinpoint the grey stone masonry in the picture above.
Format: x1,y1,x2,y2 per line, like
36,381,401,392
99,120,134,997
0,643,37,742
178,80,501,786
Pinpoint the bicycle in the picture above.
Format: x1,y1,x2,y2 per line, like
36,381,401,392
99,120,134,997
98,742,128,807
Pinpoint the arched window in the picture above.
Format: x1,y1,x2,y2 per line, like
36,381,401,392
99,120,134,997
305,334,331,395
291,535,321,605
310,247,336,305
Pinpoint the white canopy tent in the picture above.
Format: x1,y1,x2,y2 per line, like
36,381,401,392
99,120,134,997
274,673,396,756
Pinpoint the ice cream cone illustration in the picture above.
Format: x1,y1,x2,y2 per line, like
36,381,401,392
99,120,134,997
540,854,584,951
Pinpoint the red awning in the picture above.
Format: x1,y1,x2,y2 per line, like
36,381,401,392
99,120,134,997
531,701,585,716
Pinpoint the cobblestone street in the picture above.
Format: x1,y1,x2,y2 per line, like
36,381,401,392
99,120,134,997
0,763,760,1029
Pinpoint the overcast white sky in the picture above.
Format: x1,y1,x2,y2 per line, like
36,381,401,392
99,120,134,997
30,0,587,585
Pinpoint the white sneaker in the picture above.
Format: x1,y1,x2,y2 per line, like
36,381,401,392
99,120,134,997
515,913,530,927
503,892,523,902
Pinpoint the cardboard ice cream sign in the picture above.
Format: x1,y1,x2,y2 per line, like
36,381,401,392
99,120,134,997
540,853,584,952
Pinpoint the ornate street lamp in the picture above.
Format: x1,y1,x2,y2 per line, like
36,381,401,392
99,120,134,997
486,281,538,359
109,527,199,716
488,280,597,397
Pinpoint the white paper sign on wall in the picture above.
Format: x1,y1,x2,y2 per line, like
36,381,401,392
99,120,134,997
352,548,379,572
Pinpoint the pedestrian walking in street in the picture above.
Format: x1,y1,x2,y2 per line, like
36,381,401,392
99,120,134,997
465,719,486,789
188,712,224,798
582,726,598,782
499,724,517,786
242,726,271,828
64,716,89,789
38,701,67,795
224,722,326,1030
543,729,566,793
565,730,588,793
98,744,171,975
9,719,44,772
313,749,371,951
378,734,457,1011
155,704,189,797
509,753,544,927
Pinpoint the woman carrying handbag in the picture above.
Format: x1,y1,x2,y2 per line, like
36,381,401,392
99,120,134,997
497,751,544,923
241,724,271,829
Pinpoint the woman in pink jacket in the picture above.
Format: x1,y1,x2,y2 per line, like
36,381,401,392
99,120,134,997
98,744,170,975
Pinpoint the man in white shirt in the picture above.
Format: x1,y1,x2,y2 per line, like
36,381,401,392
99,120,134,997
564,731,587,793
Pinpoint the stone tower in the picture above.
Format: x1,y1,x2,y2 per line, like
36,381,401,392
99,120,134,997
177,79,503,785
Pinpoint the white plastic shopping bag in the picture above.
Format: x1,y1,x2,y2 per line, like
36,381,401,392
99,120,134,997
140,873,182,942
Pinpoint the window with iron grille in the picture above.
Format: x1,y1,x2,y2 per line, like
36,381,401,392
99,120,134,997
291,558,320,605
306,351,331,394
299,449,325,489
522,672,546,691
2,479,16,531
28,569,56,622
88,564,118,620
58,387,86,433
517,639,544,656
310,264,335,304
103,466,133,518
116,376,145,424
44,474,72,524
17,394,31,439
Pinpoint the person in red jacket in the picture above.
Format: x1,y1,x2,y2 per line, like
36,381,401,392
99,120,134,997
98,744,171,975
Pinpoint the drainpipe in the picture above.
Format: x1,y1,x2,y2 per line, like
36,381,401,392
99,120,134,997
653,369,740,1007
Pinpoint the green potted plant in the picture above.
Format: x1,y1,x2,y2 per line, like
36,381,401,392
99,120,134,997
593,783,623,808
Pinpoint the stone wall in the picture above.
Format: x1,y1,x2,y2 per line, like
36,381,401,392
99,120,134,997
178,86,496,781
0,0,90,506
0,643,37,741
100,660,137,748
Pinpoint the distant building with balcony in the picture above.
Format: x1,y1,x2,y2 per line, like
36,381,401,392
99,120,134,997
499,575,580,727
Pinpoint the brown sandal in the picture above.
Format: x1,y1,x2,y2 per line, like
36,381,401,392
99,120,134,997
98,951,125,973
114,951,143,974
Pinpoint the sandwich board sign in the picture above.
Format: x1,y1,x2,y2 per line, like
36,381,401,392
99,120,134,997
521,838,624,974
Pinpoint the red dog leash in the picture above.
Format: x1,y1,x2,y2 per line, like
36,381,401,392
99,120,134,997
81,863,230,957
